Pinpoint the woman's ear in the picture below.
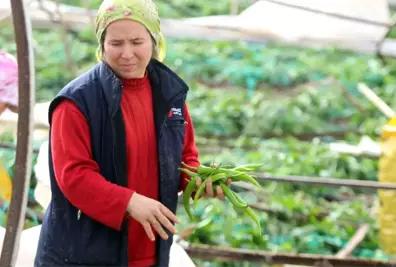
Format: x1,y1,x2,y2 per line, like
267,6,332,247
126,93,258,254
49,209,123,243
151,36,157,59
100,30,107,60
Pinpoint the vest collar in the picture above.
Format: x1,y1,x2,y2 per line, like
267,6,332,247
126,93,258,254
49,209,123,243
98,59,188,118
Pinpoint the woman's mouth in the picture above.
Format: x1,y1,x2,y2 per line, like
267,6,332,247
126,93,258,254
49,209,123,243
120,64,136,69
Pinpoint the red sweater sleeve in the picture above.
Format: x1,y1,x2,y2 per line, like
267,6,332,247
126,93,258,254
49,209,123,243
51,99,134,231
179,103,200,192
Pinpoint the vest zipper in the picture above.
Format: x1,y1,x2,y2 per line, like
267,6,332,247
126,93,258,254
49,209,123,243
113,84,123,186
112,119,120,184
77,87,187,220
77,86,124,221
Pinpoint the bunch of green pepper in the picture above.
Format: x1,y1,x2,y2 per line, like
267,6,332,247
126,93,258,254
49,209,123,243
179,162,264,234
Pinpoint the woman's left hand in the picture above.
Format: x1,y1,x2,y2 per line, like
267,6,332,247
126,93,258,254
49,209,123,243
195,178,232,201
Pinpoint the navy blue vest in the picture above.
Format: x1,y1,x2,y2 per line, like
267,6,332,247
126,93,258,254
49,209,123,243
34,59,189,267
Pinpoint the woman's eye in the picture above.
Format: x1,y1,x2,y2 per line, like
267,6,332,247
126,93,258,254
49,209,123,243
111,43,122,46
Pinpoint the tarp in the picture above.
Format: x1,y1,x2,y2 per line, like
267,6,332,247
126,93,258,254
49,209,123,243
0,0,394,56
182,0,391,53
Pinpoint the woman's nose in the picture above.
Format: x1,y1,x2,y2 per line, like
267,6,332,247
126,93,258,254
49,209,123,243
121,44,135,59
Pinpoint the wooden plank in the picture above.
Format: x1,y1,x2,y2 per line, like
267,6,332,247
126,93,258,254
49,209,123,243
179,242,396,266
335,203,377,258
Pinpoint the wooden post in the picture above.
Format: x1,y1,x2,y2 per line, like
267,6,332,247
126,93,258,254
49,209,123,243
0,0,35,265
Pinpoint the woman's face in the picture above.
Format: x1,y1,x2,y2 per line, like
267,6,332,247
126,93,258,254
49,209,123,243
103,19,153,79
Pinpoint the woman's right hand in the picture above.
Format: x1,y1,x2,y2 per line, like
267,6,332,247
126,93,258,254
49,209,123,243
126,193,179,241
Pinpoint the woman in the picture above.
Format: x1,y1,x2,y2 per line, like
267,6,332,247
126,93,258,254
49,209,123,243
34,0,228,266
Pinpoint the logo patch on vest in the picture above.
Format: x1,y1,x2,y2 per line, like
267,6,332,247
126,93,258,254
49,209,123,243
168,108,182,118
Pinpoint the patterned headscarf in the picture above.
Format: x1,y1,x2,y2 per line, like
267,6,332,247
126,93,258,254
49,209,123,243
0,51,18,107
95,0,166,62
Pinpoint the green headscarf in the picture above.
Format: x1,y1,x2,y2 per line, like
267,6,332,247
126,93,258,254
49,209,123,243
95,0,166,62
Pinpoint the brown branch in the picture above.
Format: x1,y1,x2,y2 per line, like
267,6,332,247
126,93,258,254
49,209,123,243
179,242,396,266
198,142,379,159
197,77,366,118
250,201,374,228
196,77,335,93
198,129,357,142
250,202,328,223
265,77,336,100
198,145,286,155
252,172,396,191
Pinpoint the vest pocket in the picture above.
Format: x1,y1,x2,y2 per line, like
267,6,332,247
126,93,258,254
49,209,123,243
63,214,121,265
160,118,186,206
165,118,187,127
163,118,187,147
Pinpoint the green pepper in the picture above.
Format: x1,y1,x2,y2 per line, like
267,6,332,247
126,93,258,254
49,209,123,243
183,176,198,222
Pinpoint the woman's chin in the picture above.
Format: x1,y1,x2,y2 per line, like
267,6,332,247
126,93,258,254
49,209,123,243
116,68,145,80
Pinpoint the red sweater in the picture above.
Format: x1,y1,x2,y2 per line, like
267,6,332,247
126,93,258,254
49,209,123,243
51,73,199,267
